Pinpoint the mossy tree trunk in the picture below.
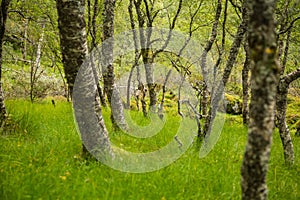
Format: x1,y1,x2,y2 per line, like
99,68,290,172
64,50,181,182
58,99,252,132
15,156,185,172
241,0,280,199
0,0,10,123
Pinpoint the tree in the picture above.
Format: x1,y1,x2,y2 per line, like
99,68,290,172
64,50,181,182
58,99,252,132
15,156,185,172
242,37,250,125
0,0,11,122
276,68,300,165
132,0,183,114
200,0,222,118
56,0,112,156
241,0,280,199
56,0,88,97
102,0,127,130
203,0,248,135
274,0,300,165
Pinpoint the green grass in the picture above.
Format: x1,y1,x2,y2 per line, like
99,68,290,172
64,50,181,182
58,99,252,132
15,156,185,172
0,99,300,199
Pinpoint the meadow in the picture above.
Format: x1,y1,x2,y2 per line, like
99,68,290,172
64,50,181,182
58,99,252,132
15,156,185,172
0,99,299,200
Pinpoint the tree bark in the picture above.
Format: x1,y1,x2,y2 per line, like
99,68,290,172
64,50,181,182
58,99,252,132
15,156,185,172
203,1,248,135
30,23,45,102
242,37,250,125
0,0,10,123
56,0,112,157
241,1,279,199
56,0,88,97
200,0,222,117
102,0,127,130
276,68,300,165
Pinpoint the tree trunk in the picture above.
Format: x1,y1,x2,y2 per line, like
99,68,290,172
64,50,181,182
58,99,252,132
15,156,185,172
0,0,10,123
242,37,250,125
241,1,279,199
56,0,88,97
102,0,127,130
276,69,300,165
30,23,45,102
200,0,222,118
204,1,248,135
56,0,112,157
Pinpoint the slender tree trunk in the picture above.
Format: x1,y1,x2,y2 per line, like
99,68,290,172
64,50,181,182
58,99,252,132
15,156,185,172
102,0,127,130
126,0,140,109
30,23,45,102
242,37,250,125
22,18,28,70
204,1,248,135
276,69,300,165
200,0,222,118
87,0,106,107
0,0,10,123
241,1,280,199
158,69,172,119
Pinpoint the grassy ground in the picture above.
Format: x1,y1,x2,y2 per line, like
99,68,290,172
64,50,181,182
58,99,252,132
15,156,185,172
0,99,299,199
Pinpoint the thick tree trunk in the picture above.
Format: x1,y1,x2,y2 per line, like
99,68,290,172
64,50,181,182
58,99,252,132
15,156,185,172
0,0,10,122
276,69,300,165
56,0,88,97
56,0,112,157
102,0,127,130
241,1,279,199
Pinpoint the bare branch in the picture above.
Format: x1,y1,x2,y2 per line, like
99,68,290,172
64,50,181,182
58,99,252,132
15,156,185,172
278,16,300,35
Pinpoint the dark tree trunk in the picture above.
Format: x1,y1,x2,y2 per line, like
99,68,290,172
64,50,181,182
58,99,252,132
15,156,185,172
56,0,88,97
102,0,127,130
126,0,140,110
241,1,279,199
56,0,112,157
0,0,10,122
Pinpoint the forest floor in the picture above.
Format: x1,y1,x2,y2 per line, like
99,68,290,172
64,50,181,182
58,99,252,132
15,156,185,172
0,99,300,200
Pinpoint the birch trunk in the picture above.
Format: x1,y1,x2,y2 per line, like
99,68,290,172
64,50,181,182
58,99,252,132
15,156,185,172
200,0,222,118
30,23,45,102
242,38,250,125
56,0,113,156
102,0,127,130
276,69,300,165
204,1,248,135
241,1,279,199
56,0,88,97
